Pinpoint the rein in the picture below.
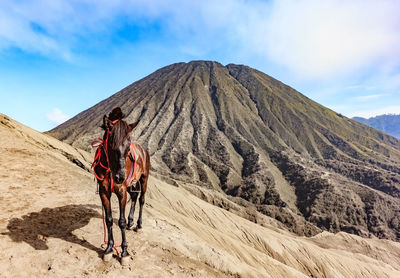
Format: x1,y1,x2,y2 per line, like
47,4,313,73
91,129,115,192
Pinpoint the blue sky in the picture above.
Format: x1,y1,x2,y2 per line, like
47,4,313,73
0,0,399,131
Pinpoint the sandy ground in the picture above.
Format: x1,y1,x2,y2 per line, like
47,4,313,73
1,113,400,278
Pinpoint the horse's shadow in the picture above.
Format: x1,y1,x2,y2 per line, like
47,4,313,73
4,204,103,256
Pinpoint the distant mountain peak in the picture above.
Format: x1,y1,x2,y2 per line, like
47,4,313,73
352,114,400,138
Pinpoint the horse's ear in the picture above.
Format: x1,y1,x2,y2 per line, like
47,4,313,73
102,115,113,130
128,120,139,132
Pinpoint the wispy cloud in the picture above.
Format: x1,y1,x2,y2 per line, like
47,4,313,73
353,94,389,102
0,0,131,59
46,108,69,125
345,85,377,91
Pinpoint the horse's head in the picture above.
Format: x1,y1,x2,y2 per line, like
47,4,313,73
102,107,139,184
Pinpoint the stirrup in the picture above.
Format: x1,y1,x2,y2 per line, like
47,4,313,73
128,180,141,193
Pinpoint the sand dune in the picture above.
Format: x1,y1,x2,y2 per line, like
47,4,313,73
1,113,400,277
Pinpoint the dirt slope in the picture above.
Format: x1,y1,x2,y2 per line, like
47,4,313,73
2,115,400,277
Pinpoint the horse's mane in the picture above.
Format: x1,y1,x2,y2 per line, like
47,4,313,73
109,121,130,150
105,107,130,150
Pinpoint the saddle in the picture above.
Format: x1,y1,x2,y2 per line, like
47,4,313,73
127,142,141,193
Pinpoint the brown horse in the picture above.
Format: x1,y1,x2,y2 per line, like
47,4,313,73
92,107,150,264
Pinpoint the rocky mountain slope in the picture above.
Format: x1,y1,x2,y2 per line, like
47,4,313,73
353,114,400,138
48,61,400,241
2,113,400,277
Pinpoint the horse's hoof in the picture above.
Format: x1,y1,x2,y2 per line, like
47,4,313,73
121,255,130,266
103,252,113,262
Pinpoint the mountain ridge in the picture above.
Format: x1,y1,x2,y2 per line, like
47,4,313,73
353,114,400,138
48,60,400,241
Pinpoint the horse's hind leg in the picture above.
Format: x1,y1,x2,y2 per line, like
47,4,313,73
127,190,139,230
137,176,148,229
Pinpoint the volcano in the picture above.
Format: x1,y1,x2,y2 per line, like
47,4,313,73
48,61,400,241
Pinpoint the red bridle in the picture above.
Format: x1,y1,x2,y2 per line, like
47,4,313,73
91,129,115,192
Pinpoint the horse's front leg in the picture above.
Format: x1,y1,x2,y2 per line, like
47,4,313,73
116,186,129,265
99,190,114,261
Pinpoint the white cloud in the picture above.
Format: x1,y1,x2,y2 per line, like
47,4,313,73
345,85,377,91
353,94,389,102
347,106,400,118
46,108,69,125
260,0,400,80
